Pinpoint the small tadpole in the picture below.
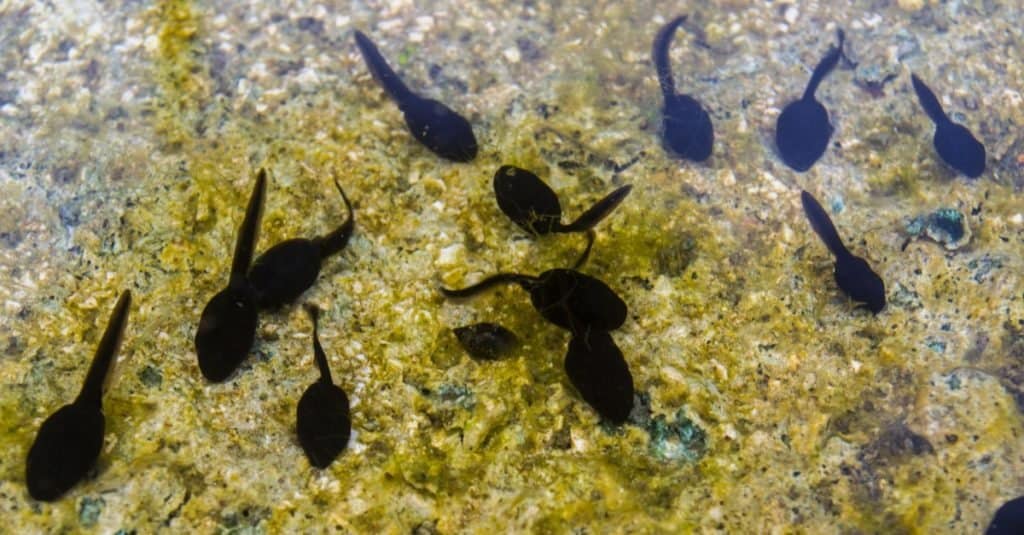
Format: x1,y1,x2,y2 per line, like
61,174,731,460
26,290,132,501
492,165,632,236
652,15,714,162
801,190,886,313
296,305,351,469
564,328,634,424
248,177,355,309
353,30,478,162
195,169,267,382
440,234,626,334
910,73,986,178
987,496,1024,535
453,323,518,361
775,29,846,172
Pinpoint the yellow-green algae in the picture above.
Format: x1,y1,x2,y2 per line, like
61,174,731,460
1,0,1022,533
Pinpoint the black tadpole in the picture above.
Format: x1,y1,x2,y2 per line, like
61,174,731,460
987,496,1024,535
195,169,266,382
440,234,627,334
910,73,986,178
801,191,886,313
296,305,351,469
354,30,478,162
248,178,355,309
775,30,845,172
493,165,632,236
25,290,132,501
565,329,634,424
653,15,714,162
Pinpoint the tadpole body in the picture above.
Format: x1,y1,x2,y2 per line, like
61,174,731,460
354,30,478,162
26,290,132,501
195,170,266,382
248,180,354,309
296,305,351,469
775,31,845,172
801,190,886,313
653,15,714,162
493,165,631,236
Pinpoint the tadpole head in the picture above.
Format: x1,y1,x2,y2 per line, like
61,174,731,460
775,99,832,172
25,403,104,501
493,165,564,235
564,329,634,424
835,254,886,314
402,98,478,162
530,269,627,333
195,285,258,382
296,380,351,469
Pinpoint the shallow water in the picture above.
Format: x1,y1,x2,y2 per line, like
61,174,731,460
0,0,1022,532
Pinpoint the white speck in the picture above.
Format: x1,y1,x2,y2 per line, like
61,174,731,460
436,243,463,267
143,34,159,54
294,67,320,91
851,360,863,372
503,46,521,64
1009,213,1023,225
784,6,799,25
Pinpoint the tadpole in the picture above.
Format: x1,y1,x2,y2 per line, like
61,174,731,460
493,165,632,236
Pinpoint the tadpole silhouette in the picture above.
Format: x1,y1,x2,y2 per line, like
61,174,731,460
440,234,626,334
910,73,986,178
801,190,885,313
296,305,351,469
195,169,266,382
565,328,634,424
987,496,1024,535
493,165,632,236
25,290,132,501
248,179,354,309
652,15,714,162
775,30,845,172
354,30,478,162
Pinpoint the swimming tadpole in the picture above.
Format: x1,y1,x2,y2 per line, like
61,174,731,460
652,15,713,162
775,30,846,172
354,30,478,162
195,169,266,382
248,178,355,309
492,165,632,237
910,73,986,178
25,290,132,501
801,190,886,313
296,305,351,469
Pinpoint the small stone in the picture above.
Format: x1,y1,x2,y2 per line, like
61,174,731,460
502,46,521,64
453,323,518,361
897,0,925,12
906,208,970,250
138,364,163,387
79,496,104,527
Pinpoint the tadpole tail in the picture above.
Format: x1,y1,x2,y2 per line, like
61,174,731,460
571,230,595,271
354,30,416,105
561,185,633,233
802,29,844,100
76,290,132,408
653,15,687,98
305,305,333,384
316,179,355,259
800,190,849,259
440,273,537,299
910,73,949,126
229,169,267,286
